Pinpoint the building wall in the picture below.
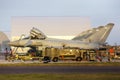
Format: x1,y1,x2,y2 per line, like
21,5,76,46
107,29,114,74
11,17,91,41
0,31,10,52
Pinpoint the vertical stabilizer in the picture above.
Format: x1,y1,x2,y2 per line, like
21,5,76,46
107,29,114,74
72,23,114,44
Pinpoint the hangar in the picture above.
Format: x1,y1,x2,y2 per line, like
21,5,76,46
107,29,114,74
11,17,91,41
0,31,10,53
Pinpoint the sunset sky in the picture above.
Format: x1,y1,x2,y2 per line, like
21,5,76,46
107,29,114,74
0,0,120,45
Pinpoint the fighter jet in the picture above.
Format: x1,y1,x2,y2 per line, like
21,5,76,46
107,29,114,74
9,23,114,49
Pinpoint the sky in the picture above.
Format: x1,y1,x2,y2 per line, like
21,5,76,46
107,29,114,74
0,0,120,45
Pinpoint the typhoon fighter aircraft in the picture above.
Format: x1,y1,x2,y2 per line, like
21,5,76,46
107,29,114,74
9,23,114,49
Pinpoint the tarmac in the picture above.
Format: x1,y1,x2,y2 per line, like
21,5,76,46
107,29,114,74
0,55,120,74
0,65,120,74
0,55,120,64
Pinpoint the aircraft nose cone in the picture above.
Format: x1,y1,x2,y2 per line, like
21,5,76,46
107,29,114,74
8,41,19,46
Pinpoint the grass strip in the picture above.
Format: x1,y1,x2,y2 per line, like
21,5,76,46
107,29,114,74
0,62,120,67
0,73,120,80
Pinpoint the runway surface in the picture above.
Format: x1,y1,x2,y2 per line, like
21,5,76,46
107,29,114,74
0,66,120,74
0,55,120,74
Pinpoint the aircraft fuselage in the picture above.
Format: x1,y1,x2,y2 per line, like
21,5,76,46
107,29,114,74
9,38,99,49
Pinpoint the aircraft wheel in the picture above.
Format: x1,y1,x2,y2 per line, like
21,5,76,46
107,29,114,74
44,56,50,62
76,57,82,61
52,57,58,62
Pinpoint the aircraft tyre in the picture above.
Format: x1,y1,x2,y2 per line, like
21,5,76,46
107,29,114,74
76,57,82,61
44,56,50,62
52,57,58,62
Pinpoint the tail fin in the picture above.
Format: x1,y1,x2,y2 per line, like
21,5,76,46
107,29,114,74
72,23,114,44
